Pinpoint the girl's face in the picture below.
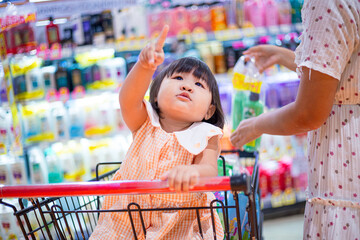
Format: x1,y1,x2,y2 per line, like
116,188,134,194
156,71,215,124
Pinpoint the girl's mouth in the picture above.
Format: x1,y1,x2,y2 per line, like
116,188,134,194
177,92,191,101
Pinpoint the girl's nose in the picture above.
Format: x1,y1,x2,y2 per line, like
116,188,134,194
181,84,193,92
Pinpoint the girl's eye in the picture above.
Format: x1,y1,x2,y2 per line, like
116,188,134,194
174,76,183,80
195,82,204,88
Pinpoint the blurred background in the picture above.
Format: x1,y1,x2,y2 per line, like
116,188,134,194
0,0,306,239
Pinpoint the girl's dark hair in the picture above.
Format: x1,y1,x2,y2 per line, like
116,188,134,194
150,57,225,129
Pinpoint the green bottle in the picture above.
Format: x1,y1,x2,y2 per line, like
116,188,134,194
232,90,247,132
243,92,264,152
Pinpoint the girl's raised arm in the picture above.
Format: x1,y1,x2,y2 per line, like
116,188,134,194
119,26,169,133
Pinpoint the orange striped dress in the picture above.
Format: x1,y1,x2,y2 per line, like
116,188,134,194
90,101,224,240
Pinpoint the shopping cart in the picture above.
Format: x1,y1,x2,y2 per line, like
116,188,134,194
0,152,261,240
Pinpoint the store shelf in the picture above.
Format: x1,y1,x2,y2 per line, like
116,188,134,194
262,191,306,219
40,23,303,60
263,200,305,220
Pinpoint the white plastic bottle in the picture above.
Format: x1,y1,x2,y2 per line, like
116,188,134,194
0,202,20,240
28,147,48,184
51,102,69,141
0,155,12,185
52,142,76,182
25,67,44,95
8,155,27,185
44,147,63,183
41,65,57,100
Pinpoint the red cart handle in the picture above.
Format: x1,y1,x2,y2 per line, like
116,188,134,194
0,174,249,199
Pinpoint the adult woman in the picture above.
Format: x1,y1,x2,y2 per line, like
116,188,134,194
231,0,360,238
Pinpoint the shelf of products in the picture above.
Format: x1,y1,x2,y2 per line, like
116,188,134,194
0,0,306,239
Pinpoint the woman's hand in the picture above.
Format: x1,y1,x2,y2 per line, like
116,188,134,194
230,117,262,151
244,45,296,73
160,165,200,192
139,25,169,70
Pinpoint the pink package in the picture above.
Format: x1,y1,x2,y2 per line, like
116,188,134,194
147,11,165,38
171,7,190,35
277,0,292,25
267,162,281,194
244,0,265,27
259,165,270,198
148,9,176,37
198,6,212,32
187,6,201,32
264,0,279,26
279,158,293,191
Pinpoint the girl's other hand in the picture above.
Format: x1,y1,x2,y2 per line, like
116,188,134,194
230,117,262,150
139,25,169,70
161,165,200,192
243,45,283,73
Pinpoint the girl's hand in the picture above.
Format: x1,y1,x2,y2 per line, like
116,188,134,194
160,165,200,192
139,25,169,70
230,117,262,151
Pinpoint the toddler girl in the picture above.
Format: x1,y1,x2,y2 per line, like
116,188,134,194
90,26,225,239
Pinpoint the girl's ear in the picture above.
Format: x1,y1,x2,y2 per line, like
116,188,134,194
204,104,216,120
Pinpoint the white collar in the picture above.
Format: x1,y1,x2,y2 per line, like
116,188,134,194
144,100,223,155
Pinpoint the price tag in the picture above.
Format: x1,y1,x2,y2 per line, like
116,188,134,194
256,27,267,36
223,29,233,41
295,23,303,32
214,30,225,41
268,25,280,35
192,32,207,43
45,88,57,102
138,39,147,49
127,39,135,51
280,24,292,33
237,29,244,39
243,27,256,38
230,28,241,39
50,43,62,60
37,43,49,60
58,87,69,102
71,86,86,99
117,40,126,51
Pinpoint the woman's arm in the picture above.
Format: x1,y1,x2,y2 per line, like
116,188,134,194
230,67,339,149
119,26,169,133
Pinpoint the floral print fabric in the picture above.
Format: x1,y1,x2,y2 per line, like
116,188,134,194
294,0,360,238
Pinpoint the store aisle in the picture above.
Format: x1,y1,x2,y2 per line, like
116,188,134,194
263,214,304,240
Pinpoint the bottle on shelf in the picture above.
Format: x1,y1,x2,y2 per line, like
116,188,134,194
44,147,63,183
41,65,57,97
46,16,60,47
55,61,69,91
67,59,85,93
276,0,292,25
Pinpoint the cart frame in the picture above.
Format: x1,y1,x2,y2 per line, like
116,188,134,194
0,151,261,240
